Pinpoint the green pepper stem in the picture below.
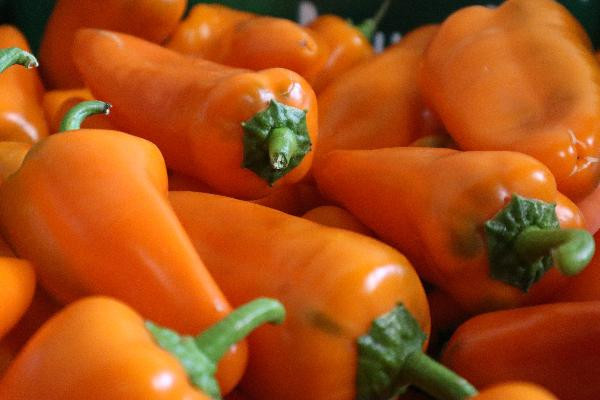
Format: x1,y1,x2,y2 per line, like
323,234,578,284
356,0,391,40
515,227,595,276
268,127,298,171
0,47,38,73
194,297,285,364
59,100,111,131
402,351,478,400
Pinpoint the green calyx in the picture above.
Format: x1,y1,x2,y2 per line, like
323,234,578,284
357,304,477,400
60,100,111,132
241,99,311,185
485,194,594,292
0,47,38,73
147,298,285,399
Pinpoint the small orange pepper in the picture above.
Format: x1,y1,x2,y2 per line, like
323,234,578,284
442,301,600,400
0,296,285,400
73,29,318,199
316,147,594,314
38,0,187,89
0,249,35,342
419,0,600,201
0,101,245,394
472,382,559,400
0,27,48,143
170,191,479,400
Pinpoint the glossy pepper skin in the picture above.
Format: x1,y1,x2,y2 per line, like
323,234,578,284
73,29,318,200
0,104,245,394
0,296,285,400
0,26,48,143
313,24,443,166
442,301,600,400
419,0,600,201
169,191,434,400
316,147,592,314
38,0,187,89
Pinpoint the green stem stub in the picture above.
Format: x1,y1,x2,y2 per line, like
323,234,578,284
484,194,561,291
357,304,477,400
356,304,426,400
241,99,311,185
60,100,111,132
146,297,285,400
0,47,38,73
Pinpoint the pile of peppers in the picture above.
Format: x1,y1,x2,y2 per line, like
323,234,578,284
1,0,600,399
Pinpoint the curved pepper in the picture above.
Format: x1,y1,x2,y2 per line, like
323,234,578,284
0,101,246,394
442,301,600,400
170,191,480,400
0,27,48,143
419,0,600,201
313,24,444,166
0,296,285,400
38,0,187,89
315,147,594,314
42,88,114,133
73,29,318,199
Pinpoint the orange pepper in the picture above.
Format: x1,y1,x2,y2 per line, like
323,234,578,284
419,0,600,201
42,88,114,133
252,182,325,216
166,2,385,90
0,101,245,394
472,382,559,400
313,24,443,166
170,191,478,400
0,287,61,376
38,0,187,89
0,244,35,342
0,296,285,400
441,301,600,400
0,26,48,143
315,147,594,314
73,29,318,200
302,205,374,236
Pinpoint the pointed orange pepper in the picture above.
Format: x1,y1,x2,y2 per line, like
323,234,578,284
313,24,443,166
170,191,479,400
73,29,318,199
315,147,594,314
442,301,600,400
38,0,187,89
0,101,246,394
0,248,35,342
0,296,285,400
420,0,600,201
0,27,48,143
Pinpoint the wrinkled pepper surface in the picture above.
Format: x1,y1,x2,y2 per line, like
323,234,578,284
73,29,318,199
0,101,246,394
0,296,285,400
38,0,187,89
170,191,480,400
316,147,594,314
419,0,600,201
